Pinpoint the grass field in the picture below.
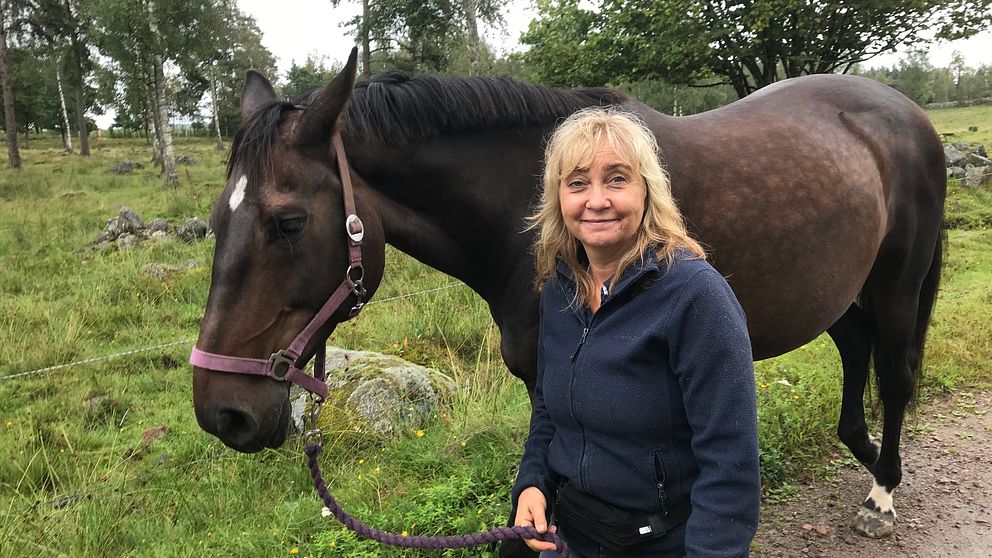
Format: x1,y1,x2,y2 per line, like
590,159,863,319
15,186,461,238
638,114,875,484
0,105,990,557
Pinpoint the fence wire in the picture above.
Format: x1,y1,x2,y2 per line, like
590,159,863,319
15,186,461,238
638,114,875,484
0,282,466,382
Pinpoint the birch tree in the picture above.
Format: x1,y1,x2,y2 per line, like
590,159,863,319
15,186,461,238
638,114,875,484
0,3,22,168
144,0,176,185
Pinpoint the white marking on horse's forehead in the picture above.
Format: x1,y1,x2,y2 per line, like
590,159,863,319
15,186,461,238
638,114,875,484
229,175,247,211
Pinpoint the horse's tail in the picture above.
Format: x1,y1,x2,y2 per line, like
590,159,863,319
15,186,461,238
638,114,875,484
910,221,946,391
858,220,945,403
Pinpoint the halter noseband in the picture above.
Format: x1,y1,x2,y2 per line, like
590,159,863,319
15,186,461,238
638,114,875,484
189,133,366,401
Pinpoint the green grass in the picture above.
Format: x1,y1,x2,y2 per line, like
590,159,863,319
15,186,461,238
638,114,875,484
1,107,990,557
927,104,992,147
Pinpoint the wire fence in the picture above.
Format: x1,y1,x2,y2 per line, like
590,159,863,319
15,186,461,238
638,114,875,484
0,282,466,382
2,280,470,518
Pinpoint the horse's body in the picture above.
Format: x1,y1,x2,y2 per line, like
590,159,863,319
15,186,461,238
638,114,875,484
191,52,945,555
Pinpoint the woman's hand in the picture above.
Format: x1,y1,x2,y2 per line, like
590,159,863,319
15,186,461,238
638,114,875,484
514,486,559,552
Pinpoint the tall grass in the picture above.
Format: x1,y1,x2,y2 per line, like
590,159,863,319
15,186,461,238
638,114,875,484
0,117,989,557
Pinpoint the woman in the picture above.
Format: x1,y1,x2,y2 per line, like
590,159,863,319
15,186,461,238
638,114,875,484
513,107,760,557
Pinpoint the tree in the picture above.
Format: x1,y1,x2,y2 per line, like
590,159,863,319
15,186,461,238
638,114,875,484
0,2,22,168
334,0,504,75
18,0,96,155
283,54,338,99
523,0,992,97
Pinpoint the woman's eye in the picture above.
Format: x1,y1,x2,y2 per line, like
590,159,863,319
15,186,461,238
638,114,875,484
276,216,306,235
568,180,586,189
609,175,627,185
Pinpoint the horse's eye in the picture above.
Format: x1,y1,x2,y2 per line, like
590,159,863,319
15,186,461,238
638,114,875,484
275,216,307,235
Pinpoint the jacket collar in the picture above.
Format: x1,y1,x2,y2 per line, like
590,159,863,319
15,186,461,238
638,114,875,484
555,246,665,304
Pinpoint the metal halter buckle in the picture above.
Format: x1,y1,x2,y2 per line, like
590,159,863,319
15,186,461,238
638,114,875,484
269,350,294,380
345,214,364,243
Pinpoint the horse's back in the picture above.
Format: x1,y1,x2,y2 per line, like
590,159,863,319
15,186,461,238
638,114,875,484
623,74,945,358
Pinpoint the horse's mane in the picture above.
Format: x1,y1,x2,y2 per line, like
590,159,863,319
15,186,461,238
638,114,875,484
342,72,626,145
227,73,626,180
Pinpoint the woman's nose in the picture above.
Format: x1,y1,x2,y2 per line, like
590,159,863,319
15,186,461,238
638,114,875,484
585,184,612,209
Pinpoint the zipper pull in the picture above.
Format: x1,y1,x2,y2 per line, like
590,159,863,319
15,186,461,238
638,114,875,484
570,327,589,361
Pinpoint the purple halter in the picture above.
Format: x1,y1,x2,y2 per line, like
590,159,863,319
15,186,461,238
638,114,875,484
189,133,366,401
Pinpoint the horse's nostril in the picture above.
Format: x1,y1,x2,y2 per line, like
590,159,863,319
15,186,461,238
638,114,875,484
216,408,258,446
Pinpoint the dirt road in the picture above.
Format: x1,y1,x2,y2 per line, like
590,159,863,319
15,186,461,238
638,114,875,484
754,390,992,558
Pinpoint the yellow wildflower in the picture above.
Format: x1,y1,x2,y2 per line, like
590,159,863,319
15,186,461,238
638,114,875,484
415,430,425,438
290,548,299,555
401,531,409,537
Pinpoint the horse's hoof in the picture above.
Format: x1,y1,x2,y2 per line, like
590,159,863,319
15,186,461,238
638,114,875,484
855,506,896,538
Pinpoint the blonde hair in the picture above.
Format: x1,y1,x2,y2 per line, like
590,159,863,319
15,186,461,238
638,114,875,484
528,106,706,303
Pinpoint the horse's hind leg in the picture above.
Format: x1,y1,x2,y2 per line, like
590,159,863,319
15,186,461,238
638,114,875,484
854,234,941,537
827,304,879,468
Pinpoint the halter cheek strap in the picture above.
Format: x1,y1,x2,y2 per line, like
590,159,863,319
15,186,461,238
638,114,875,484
189,133,366,401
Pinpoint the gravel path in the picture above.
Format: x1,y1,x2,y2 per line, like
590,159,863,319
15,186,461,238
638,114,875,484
754,390,992,558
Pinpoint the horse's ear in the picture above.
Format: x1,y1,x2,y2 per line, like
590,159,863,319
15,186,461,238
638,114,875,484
293,48,358,147
241,70,279,123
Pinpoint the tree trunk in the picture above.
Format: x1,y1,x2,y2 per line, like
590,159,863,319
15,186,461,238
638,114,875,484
210,61,223,150
146,0,177,185
361,0,371,79
0,8,22,169
56,65,73,153
462,0,480,74
73,83,89,156
147,77,163,167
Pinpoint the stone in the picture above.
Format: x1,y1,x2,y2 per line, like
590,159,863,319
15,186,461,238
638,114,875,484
116,233,140,250
968,126,978,132
325,347,455,436
977,145,988,158
967,153,992,167
104,206,145,240
944,145,967,167
952,141,970,151
176,156,199,165
149,230,170,242
177,217,210,243
963,166,990,188
148,218,169,233
139,262,186,281
110,161,136,174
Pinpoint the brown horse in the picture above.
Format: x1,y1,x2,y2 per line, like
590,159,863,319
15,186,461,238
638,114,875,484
191,50,945,554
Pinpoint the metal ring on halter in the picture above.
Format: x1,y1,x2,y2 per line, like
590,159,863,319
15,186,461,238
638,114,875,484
269,350,295,380
345,214,364,243
346,264,365,283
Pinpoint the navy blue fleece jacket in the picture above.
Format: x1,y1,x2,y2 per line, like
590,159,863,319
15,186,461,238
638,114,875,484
513,249,760,557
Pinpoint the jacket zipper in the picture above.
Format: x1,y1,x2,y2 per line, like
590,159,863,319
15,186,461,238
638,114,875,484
569,308,599,491
653,452,669,511
569,327,589,361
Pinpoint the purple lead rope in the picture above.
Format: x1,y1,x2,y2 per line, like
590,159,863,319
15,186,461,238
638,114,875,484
305,442,570,557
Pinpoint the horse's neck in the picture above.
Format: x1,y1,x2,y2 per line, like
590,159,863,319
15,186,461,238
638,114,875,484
351,129,546,300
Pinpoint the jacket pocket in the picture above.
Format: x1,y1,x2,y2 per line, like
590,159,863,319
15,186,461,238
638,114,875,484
651,450,669,511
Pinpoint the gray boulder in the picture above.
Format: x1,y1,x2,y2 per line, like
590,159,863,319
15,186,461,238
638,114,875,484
111,161,140,174
148,218,169,233
944,145,967,167
104,206,145,240
967,152,992,167
947,166,966,179
977,145,988,158
321,347,455,436
177,217,210,243
176,156,199,165
964,166,990,188
116,233,140,250
952,141,971,151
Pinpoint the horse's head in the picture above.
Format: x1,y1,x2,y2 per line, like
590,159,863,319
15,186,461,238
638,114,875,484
192,50,385,452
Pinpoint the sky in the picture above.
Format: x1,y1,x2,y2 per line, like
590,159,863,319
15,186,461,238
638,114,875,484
236,0,992,76
95,2,991,128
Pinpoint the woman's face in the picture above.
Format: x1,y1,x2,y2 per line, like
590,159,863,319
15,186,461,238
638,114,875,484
559,140,646,262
